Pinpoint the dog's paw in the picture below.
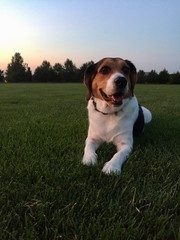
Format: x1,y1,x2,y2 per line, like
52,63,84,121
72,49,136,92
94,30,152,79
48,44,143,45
102,161,121,175
82,153,97,166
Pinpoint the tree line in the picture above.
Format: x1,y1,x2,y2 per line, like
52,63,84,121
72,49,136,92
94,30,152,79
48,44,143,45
0,52,179,84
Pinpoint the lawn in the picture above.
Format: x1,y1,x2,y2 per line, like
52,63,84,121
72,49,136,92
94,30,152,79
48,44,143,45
0,83,179,240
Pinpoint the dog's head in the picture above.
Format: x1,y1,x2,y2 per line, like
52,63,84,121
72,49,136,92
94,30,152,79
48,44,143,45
84,57,137,106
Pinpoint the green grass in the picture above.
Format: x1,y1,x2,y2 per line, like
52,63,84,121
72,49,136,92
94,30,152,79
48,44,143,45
0,83,179,240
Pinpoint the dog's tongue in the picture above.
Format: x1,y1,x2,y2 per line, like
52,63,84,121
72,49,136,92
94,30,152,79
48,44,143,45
110,94,123,102
112,95,123,101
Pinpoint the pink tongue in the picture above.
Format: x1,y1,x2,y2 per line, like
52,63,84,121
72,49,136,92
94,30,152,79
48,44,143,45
111,95,123,102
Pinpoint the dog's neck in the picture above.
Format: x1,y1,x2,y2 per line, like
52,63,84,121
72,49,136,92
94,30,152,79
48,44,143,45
91,97,124,115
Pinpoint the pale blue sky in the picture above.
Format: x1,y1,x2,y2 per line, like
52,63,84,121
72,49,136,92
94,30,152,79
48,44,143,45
0,0,180,73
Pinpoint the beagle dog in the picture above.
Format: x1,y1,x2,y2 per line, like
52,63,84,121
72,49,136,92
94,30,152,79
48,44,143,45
82,57,152,174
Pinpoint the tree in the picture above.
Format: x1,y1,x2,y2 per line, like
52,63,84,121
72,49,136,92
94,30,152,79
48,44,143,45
170,72,180,84
146,70,159,84
25,67,32,82
6,52,32,82
78,61,94,82
137,70,146,83
0,69,4,83
53,63,64,82
63,59,77,82
33,61,56,82
158,69,170,84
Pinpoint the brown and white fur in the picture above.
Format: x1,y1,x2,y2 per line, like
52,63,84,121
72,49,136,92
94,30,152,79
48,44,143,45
82,57,152,174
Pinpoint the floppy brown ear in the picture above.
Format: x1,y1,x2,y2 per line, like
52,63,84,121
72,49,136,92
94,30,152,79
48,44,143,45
125,60,137,95
84,63,97,100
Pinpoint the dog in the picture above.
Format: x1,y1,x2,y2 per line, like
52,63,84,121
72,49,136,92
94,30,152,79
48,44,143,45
82,57,152,174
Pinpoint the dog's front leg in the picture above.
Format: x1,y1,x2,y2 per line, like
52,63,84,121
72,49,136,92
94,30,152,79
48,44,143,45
82,138,101,165
102,141,133,174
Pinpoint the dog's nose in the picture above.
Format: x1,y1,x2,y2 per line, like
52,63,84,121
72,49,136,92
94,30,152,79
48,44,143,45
114,77,127,88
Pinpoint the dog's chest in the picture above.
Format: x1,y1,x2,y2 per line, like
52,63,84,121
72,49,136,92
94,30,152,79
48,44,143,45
88,110,130,142
87,97,138,142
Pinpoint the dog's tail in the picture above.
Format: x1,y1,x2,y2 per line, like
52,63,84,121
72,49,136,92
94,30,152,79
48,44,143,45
141,106,152,124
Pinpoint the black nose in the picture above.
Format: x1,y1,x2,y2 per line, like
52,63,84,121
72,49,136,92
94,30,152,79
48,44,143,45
114,77,127,88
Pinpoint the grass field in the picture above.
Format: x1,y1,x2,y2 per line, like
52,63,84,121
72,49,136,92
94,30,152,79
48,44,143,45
0,83,179,240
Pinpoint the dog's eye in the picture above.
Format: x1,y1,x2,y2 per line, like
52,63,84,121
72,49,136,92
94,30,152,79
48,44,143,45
122,66,130,75
100,66,111,75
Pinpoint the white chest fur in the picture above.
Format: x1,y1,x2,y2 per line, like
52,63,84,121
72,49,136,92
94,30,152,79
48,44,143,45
87,97,138,143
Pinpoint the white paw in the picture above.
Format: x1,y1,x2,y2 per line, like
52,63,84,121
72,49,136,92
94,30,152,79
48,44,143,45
102,161,121,175
82,153,97,166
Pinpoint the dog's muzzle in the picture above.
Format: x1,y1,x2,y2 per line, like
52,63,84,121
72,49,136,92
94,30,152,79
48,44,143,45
99,77,127,106
99,88,124,106
114,76,127,89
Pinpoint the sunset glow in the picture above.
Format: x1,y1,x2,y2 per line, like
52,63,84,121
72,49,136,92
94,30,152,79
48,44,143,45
0,0,180,73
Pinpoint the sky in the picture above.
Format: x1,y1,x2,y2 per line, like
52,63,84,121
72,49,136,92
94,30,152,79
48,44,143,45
0,0,180,73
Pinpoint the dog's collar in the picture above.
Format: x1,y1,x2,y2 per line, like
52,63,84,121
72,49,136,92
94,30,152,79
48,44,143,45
91,97,121,115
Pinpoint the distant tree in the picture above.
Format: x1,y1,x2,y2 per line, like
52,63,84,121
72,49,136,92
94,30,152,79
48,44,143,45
63,59,77,82
158,69,170,84
78,61,94,82
146,70,159,84
64,58,76,72
0,69,4,82
137,70,146,83
33,60,56,82
25,67,32,82
6,52,32,82
170,72,180,84
53,63,64,82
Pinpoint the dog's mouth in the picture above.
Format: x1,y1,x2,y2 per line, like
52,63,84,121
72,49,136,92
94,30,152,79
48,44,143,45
99,88,124,105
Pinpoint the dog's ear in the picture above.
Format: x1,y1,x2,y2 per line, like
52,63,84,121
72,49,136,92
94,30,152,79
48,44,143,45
125,60,137,95
84,63,97,101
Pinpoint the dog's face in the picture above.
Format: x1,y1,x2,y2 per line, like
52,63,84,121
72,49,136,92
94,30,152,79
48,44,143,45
84,58,137,106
